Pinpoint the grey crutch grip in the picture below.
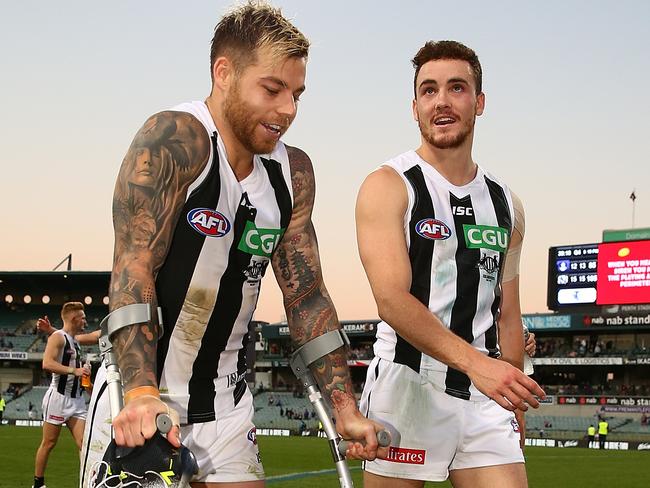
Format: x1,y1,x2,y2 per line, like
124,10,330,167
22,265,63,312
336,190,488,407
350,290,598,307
338,430,391,456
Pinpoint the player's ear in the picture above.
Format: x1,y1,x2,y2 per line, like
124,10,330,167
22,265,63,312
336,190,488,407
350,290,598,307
412,98,419,122
476,92,485,116
212,56,234,92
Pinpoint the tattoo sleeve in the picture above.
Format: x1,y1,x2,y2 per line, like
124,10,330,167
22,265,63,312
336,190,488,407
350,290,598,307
110,111,209,391
271,145,357,413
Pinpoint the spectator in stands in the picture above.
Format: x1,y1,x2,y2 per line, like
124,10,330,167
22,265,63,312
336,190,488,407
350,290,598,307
640,413,648,426
29,401,35,420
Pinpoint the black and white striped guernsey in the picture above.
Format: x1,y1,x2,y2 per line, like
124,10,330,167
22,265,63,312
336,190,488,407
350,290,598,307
373,150,514,401
49,330,83,398
156,101,293,424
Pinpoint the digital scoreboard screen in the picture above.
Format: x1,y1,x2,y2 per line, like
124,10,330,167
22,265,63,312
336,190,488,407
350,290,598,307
596,240,650,305
547,244,598,310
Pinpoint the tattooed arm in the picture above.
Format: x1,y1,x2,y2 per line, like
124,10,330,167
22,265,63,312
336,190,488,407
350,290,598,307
109,111,210,447
271,145,385,460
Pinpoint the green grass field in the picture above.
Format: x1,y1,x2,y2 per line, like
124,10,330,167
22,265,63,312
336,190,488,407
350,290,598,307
2,426,647,488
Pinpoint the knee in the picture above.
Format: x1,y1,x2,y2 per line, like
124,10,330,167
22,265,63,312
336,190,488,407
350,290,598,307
40,438,58,451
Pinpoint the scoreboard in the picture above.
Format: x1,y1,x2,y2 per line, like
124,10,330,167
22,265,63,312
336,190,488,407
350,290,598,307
548,240,650,310
547,244,598,310
596,240,650,305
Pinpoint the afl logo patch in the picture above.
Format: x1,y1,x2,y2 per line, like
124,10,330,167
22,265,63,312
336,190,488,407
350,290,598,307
247,427,258,445
187,208,231,237
415,219,452,240
511,419,520,433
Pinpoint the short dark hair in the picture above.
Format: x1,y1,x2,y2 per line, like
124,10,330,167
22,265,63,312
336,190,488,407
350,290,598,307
210,1,310,80
411,40,482,96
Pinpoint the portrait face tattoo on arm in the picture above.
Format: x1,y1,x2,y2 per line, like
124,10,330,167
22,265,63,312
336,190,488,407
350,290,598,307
110,110,210,390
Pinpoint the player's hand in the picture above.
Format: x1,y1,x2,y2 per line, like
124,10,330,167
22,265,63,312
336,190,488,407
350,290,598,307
525,332,536,357
468,356,545,412
36,316,56,335
112,393,181,449
334,408,389,461
72,367,87,377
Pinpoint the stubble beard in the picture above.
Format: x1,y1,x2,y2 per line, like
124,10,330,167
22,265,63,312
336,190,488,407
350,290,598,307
418,112,476,150
223,82,278,155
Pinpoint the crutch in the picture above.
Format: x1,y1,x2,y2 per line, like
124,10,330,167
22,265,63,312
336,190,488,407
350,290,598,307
290,329,390,488
93,304,197,488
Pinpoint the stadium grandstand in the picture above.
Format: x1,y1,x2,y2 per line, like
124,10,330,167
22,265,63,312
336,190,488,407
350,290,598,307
2,246,650,449
0,271,107,421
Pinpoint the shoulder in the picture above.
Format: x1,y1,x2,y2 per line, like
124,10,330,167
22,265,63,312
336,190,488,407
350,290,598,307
117,110,211,188
285,144,314,174
137,111,210,153
47,330,65,345
360,165,407,199
357,165,408,218
284,145,315,208
510,189,525,239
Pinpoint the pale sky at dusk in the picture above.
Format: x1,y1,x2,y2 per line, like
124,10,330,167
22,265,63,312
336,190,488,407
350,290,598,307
1,1,649,322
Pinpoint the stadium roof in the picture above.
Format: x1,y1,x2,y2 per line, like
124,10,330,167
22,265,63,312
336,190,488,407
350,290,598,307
0,271,110,305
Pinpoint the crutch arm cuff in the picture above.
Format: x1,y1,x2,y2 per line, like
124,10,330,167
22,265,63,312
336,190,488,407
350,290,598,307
290,329,350,379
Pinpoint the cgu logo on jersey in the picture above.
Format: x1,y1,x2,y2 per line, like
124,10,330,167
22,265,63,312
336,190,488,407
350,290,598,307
463,224,509,253
383,447,426,465
187,208,231,237
238,221,284,257
415,219,452,240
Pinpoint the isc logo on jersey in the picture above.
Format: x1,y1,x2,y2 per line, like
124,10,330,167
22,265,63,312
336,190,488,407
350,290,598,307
187,208,231,237
415,219,452,240
238,221,284,257
463,224,509,253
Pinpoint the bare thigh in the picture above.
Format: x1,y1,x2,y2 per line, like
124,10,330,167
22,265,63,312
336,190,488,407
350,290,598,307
66,416,86,450
449,462,527,488
41,421,62,447
364,470,425,488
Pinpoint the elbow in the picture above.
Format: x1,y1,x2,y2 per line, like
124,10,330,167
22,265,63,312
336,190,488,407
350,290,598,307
375,293,399,325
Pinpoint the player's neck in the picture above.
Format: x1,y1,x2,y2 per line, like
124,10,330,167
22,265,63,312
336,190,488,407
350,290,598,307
205,97,254,181
416,142,477,187
62,323,75,337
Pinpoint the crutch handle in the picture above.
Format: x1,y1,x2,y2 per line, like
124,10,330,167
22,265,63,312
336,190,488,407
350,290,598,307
114,413,175,459
156,412,173,434
338,429,391,456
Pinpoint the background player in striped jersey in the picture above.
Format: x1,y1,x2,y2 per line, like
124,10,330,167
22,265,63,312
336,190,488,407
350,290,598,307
80,3,386,487
32,302,91,488
356,41,545,487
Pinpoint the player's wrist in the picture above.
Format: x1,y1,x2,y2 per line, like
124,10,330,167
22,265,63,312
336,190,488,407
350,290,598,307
124,385,161,404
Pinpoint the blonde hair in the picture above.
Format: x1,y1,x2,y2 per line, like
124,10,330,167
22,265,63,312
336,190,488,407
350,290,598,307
210,1,310,79
61,301,84,320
